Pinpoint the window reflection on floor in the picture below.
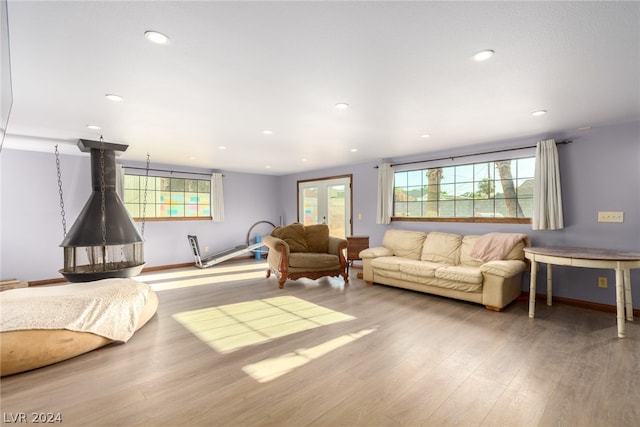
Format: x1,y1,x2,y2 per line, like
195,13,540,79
163,265,376,383
243,328,375,383
172,296,356,354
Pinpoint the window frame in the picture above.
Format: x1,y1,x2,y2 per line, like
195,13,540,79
391,156,535,224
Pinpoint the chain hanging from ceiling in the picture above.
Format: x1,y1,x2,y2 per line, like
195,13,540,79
141,153,150,237
54,144,67,238
99,136,107,247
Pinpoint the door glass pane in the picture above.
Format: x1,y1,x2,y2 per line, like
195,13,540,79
327,184,346,238
302,187,318,225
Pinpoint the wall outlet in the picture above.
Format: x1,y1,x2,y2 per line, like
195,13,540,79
598,211,624,223
598,277,608,288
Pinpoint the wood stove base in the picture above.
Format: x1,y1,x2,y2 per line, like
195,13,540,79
59,263,145,283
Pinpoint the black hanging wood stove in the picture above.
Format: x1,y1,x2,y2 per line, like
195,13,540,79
59,139,144,282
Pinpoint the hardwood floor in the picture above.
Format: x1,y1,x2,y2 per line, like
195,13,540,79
2,260,639,426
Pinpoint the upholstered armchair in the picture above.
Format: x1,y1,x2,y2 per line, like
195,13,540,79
263,223,349,289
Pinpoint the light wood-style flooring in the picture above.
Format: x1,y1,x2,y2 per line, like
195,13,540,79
2,260,639,426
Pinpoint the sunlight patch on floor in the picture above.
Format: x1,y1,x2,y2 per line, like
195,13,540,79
242,328,376,383
172,296,356,354
136,261,268,284
145,267,268,291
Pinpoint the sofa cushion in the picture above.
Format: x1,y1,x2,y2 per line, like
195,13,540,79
435,265,483,284
504,241,526,261
382,229,427,260
421,232,462,264
398,260,440,278
305,224,329,253
460,235,483,266
272,223,308,253
370,256,403,272
288,253,339,269
374,268,439,287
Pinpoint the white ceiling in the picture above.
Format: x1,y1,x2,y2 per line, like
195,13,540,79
3,1,639,175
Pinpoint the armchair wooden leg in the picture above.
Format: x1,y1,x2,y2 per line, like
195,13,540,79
341,271,349,284
266,269,271,278
278,277,286,289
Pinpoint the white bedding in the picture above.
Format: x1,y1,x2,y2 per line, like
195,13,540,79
0,278,152,342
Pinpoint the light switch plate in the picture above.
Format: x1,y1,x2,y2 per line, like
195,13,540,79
598,211,624,223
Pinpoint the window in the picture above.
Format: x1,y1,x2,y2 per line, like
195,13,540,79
393,157,534,222
123,174,211,220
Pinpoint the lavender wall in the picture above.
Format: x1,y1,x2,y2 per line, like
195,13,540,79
0,148,281,281
277,121,640,308
1,121,638,308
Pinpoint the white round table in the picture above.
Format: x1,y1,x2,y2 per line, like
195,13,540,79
524,246,640,338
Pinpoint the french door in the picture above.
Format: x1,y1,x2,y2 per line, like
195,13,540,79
298,175,352,238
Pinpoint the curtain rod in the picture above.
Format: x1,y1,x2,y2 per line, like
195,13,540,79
124,166,215,178
375,139,572,168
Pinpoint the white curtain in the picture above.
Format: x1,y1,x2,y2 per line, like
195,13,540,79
533,139,564,230
211,172,225,222
376,162,394,224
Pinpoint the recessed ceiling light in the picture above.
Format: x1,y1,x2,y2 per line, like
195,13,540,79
350,148,358,152
421,133,431,138
105,94,124,102
335,103,350,110
473,50,495,61
265,165,272,169
532,110,547,116
219,146,227,150
578,125,592,131
262,130,273,135
86,125,101,130
301,158,308,162
187,156,196,160
144,31,170,44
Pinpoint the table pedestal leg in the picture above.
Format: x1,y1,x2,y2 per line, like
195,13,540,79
624,269,633,321
615,267,625,338
547,264,553,306
529,260,537,318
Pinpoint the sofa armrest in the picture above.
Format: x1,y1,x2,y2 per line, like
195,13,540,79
480,260,526,278
481,261,526,310
263,235,289,272
360,247,393,259
360,246,393,283
263,235,289,254
327,236,348,255
328,236,348,268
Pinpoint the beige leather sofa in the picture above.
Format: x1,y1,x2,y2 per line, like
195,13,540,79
360,229,529,311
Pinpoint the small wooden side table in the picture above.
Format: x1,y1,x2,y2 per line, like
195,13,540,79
346,236,369,278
